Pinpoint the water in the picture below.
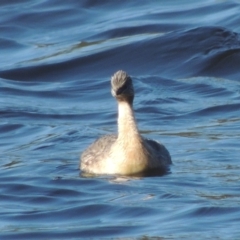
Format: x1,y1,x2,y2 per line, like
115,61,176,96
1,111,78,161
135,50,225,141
0,0,240,239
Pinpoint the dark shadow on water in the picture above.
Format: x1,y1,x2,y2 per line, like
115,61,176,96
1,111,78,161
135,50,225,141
80,166,172,179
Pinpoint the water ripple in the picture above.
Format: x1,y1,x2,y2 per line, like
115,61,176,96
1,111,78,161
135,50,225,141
1,0,240,239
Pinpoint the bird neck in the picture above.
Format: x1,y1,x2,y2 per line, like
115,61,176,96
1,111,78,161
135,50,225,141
117,100,141,144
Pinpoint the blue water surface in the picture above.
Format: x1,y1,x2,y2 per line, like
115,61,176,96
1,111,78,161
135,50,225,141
0,0,240,239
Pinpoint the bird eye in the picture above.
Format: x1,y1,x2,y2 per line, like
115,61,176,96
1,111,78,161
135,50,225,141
116,83,128,95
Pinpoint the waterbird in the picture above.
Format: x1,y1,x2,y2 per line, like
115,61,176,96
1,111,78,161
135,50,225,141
80,70,172,176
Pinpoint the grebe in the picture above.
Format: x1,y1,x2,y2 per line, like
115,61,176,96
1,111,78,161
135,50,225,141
80,70,171,176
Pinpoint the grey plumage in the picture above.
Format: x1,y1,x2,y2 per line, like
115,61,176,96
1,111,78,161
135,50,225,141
81,134,117,170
